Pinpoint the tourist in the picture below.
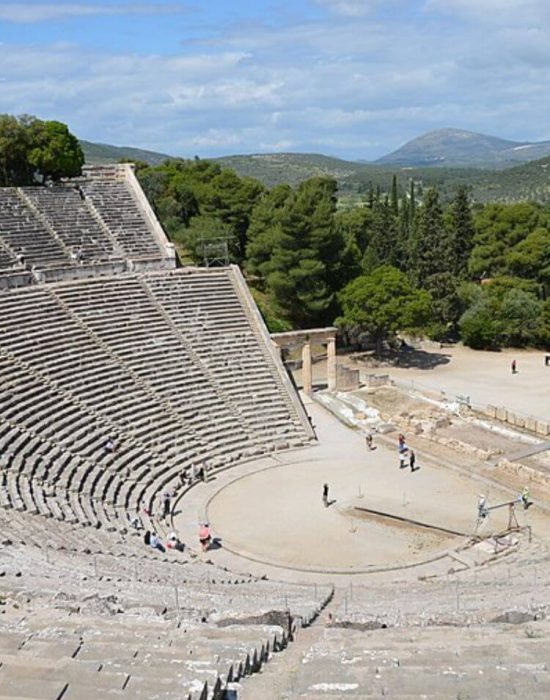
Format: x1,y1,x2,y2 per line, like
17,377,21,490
167,531,183,552
322,483,329,507
150,532,165,552
199,523,211,551
144,530,151,546
511,359,517,374
162,491,171,519
103,437,117,453
520,486,531,510
365,433,374,451
399,450,406,469
478,494,488,519
409,450,417,472
398,434,407,453
128,511,143,530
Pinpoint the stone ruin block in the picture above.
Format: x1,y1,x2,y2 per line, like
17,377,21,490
536,421,550,436
484,405,497,418
496,407,507,422
526,417,538,433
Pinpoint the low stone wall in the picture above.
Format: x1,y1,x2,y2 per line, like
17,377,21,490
39,261,128,282
0,271,34,289
360,373,391,388
483,405,550,437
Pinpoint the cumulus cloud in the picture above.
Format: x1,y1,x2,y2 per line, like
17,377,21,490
2,2,550,157
0,2,184,23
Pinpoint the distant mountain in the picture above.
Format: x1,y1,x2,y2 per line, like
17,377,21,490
78,136,550,204
376,128,550,169
215,152,370,187
80,140,173,166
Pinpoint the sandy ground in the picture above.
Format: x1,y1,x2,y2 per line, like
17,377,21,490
185,401,529,574
298,345,550,421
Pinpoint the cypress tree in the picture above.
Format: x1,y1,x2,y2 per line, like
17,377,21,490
448,185,475,279
390,174,399,217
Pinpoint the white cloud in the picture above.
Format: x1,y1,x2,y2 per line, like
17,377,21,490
314,0,378,17
2,5,550,158
0,2,184,23
425,0,550,26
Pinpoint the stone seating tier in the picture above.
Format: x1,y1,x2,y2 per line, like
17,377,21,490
0,166,166,277
0,267,313,536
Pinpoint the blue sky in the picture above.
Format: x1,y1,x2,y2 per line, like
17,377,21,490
1,0,549,159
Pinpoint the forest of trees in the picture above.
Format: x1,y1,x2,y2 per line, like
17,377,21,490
137,160,550,350
0,113,547,351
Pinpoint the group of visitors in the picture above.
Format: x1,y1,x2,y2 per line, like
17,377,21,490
179,463,209,487
398,434,418,472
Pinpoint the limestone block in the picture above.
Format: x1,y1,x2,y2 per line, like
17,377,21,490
485,405,497,418
514,416,526,429
496,407,507,422
536,421,550,436
526,417,538,433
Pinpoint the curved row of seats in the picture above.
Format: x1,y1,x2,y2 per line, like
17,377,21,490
0,176,163,273
0,267,312,536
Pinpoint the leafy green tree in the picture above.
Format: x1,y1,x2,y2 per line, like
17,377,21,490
459,276,543,349
0,114,83,185
0,114,32,186
459,298,500,350
336,265,432,352
138,158,263,264
538,299,550,348
499,288,541,346
469,202,550,280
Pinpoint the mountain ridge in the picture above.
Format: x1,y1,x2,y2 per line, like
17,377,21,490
375,128,550,168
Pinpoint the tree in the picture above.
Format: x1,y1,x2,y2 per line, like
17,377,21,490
409,187,450,283
336,265,432,352
246,177,344,328
0,114,83,185
458,276,543,349
0,114,32,186
469,202,550,280
390,174,399,217
458,298,500,350
447,185,475,279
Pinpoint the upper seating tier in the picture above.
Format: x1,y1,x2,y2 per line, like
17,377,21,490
0,164,170,283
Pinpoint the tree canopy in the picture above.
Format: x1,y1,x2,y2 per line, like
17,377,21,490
336,266,432,351
0,114,83,185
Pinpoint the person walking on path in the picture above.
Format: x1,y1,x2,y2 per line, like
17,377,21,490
399,451,406,469
511,359,517,374
409,450,417,472
322,483,329,507
365,433,374,451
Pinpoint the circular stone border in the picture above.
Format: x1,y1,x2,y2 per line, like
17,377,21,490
204,460,471,576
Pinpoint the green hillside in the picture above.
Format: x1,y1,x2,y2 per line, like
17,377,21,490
80,139,550,204
80,140,172,166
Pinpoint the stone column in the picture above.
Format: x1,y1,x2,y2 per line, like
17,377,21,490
327,336,337,391
302,341,312,395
